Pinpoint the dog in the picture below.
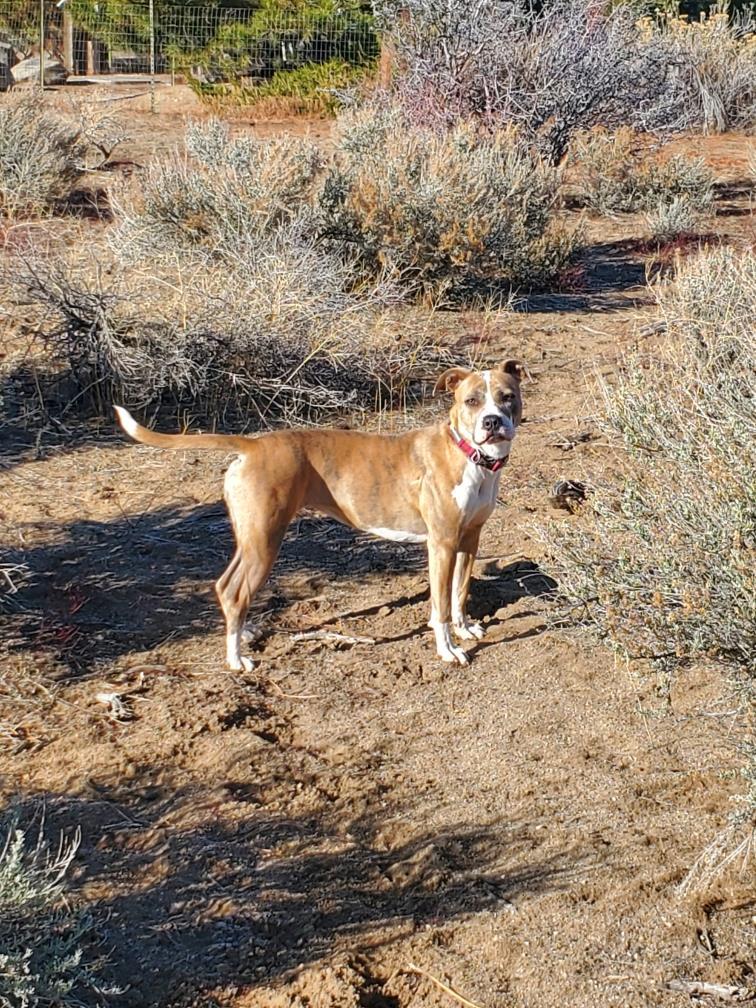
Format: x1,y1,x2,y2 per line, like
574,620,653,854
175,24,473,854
114,360,527,670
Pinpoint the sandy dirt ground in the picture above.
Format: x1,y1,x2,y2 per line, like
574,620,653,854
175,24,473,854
1,83,754,1008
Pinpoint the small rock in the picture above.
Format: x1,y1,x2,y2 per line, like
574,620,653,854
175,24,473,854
11,54,69,86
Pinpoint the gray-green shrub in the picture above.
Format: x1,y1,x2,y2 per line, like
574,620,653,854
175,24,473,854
0,99,86,219
572,128,714,218
112,119,322,261
0,815,117,1007
540,246,755,673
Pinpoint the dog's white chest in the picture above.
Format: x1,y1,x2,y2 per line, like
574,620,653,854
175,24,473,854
451,461,500,524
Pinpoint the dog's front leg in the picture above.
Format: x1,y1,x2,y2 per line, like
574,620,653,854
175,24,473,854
427,537,469,666
452,526,485,641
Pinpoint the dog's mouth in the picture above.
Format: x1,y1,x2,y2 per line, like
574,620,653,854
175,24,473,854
480,431,514,446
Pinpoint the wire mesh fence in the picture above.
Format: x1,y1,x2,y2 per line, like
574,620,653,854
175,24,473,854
0,1,379,85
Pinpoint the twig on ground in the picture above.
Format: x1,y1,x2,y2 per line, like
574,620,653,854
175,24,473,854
291,630,376,646
267,680,321,701
665,979,754,1002
404,962,487,1008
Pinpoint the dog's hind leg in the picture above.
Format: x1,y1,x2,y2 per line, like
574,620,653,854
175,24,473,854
216,536,282,672
218,460,298,671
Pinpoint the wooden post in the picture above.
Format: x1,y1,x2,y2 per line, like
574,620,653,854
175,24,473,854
62,9,74,73
86,38,95,75
39,0,45,88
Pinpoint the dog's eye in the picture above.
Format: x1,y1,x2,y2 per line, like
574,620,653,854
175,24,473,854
501,393,515,404
465,397,479,407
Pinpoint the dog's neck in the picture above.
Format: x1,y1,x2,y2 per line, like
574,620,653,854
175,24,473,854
448,424,508,472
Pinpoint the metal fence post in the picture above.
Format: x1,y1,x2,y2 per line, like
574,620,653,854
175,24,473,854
149,0,156,113
39,0,44,89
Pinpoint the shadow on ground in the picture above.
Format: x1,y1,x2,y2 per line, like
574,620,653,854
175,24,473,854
516,237,652,313
3,503,430,674
7,788,585,1006
5,495,557,675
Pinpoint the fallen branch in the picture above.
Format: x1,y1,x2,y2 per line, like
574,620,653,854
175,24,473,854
291,630,375,646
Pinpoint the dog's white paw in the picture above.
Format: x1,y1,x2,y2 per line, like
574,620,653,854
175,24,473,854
438,642,470,666
431,620,470,666
228,655,255,672
453,619,485,641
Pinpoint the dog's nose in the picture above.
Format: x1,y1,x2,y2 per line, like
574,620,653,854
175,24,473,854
481,414,501,432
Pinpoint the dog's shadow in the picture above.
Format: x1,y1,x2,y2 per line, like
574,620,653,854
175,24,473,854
6,498,555,673
4,503,428,673
326,558,557,649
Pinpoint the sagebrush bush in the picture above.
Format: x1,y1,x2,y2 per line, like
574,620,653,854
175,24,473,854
320,107,579,300
539,246,755,674
0,815,117,1007
112,119,322,260
645,195,704,241
642,6,756,133
3,226,458,425
0,99,86,219
539,247,756,884
572,128,714,218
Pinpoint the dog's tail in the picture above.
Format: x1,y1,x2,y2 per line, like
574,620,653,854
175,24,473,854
114,406,254,454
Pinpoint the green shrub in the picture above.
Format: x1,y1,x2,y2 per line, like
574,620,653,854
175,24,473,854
175,0,377,86
192,58,374,114
0,814,118,1007
0,100,85,220
320,107,580,300
572,127,714,217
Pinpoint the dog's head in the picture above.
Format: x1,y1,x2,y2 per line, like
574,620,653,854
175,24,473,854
434,360,529,460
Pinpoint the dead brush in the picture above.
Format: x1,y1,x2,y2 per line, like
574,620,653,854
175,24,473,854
375,0,692,166
537,246,756,885
3,227,459,427
0,561,31,608
570,127,714,220
320,107,580,301
645,4,756,133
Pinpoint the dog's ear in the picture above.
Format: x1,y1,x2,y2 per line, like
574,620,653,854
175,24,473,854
433,367,471,395
501,359,532,383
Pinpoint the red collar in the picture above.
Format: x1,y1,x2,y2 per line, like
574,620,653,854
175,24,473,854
449,426,508,472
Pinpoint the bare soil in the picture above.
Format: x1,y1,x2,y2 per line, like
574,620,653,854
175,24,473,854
1,86,754,1008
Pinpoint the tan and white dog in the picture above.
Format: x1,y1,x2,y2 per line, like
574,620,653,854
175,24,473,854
114,360,527,670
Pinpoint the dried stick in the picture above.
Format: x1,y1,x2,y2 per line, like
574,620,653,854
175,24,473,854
405,962,487,1008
